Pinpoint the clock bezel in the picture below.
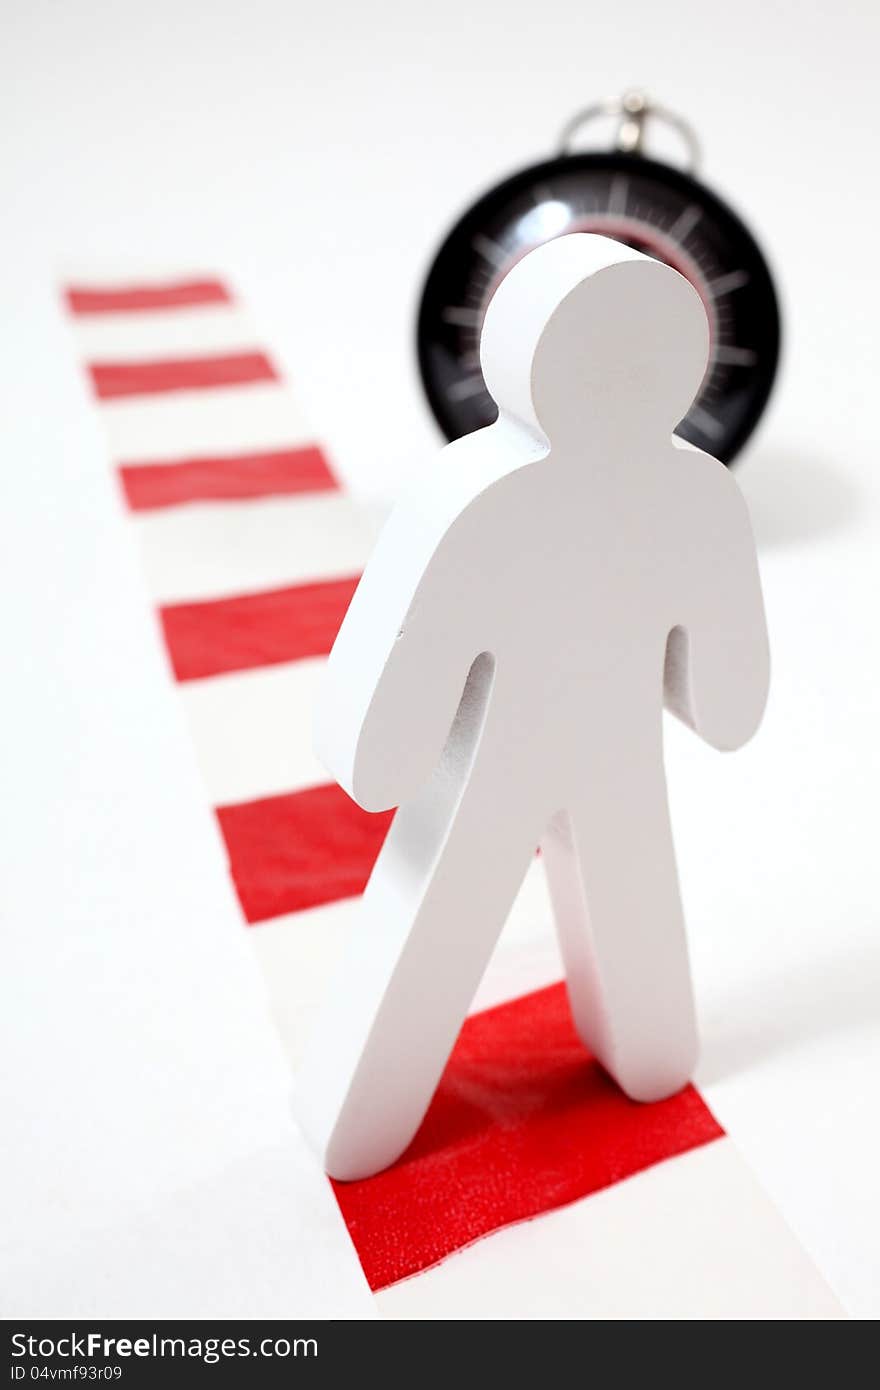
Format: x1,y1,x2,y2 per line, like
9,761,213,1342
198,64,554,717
416,150,781,464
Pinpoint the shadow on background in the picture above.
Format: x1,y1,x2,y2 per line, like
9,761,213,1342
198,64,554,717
737,447,862,551
698,930,880,1088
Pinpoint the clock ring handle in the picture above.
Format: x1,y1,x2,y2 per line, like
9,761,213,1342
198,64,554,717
557,89,702,174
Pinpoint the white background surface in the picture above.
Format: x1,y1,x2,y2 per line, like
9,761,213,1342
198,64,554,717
2,0,879,1317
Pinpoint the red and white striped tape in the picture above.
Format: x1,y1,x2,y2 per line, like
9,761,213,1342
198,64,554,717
64,273,842,1319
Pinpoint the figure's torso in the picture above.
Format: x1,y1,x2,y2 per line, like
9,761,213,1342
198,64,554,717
429,437,736,805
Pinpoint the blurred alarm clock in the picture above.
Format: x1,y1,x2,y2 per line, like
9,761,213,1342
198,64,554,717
417,91,780,464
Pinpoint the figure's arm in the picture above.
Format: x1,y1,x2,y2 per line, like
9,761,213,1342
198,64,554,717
665,472,770,751
314,495,481,812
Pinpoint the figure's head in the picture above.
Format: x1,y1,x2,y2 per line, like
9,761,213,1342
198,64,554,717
480,233,710,450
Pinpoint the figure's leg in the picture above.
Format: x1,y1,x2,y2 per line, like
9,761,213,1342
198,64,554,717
295,763,538,1180
541,743,698,1102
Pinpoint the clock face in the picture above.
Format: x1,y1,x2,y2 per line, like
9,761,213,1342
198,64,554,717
417,152,780,463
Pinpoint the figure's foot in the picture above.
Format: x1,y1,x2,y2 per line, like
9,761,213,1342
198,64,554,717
602,1027,699,1104
293,1064,428,1182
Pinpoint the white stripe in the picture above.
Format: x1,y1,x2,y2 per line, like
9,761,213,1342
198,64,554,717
181,658,329,805
376,1138,845,1319
251,859,564,1071
470,857,564,1014
135,492,379,604
102,381,314,463
251,898,358,1068
63,264,227,286
72,305,263,362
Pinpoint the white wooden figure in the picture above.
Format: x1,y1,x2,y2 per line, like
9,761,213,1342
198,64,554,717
295,233,769,1182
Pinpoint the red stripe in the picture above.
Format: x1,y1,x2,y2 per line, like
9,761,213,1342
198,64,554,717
89,351,278,400
119,446,339,511
65,279,232,314
333,982,723,1290
161,574,359,682
216,783,392,924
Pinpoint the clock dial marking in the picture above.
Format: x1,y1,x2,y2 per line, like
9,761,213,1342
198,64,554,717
447,373,488,402
688,404,724,439
668,203,703,241
418,151,780,464
707,269,751,296
712,344,757,366
608,175,629,215
472,234,508,268
442,306,483,328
